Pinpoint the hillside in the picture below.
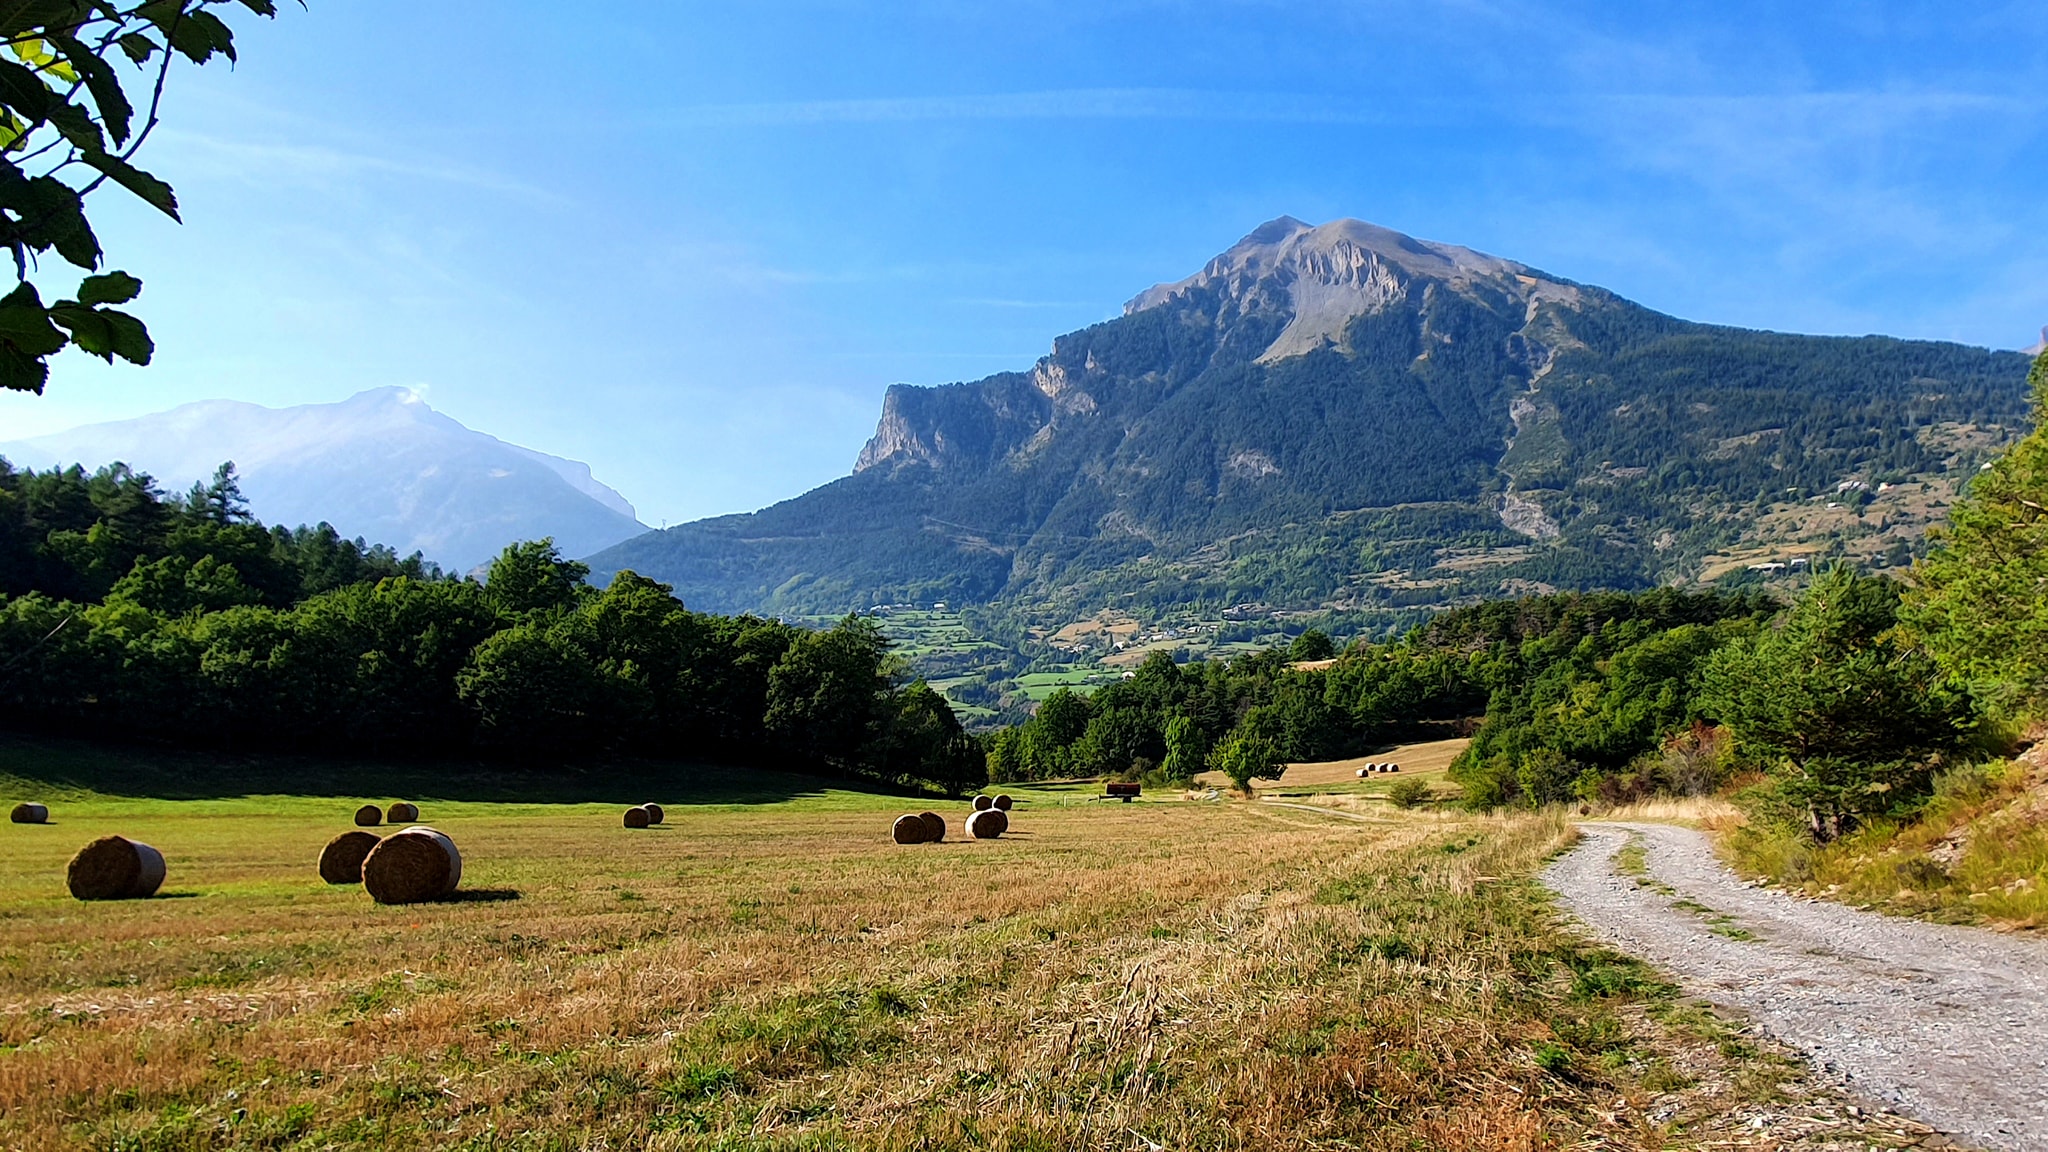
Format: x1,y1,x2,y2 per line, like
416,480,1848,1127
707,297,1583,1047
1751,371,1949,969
0,389,646,572
588,217,2033,618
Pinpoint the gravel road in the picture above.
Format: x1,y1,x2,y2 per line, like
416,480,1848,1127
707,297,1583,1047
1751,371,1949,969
1544,822,2048,1151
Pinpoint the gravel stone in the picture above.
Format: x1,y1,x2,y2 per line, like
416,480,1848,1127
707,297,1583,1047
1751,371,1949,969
1545,821,2048,1152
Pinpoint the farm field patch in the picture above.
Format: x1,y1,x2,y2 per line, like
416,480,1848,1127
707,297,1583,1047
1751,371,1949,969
1197,736,1470,803
0,743,1901,1149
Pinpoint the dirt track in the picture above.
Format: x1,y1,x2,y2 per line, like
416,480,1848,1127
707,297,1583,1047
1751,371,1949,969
1545,822,2048,1151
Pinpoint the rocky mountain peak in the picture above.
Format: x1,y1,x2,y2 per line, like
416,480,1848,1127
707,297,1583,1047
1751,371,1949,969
2025,325,2046,356
1125,217,1582,363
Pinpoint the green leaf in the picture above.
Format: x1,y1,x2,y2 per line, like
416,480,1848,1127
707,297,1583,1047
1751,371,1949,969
80,149,179,220
116,33,158,65
0,108,28,151
0,1,90,41
99,305,148,363
0,280,69,357
0,58,52,124
47,299,111,357
140,2,237,64
75,269,139,306
237,0,277,14
43,97,103,152
8,174,102,269
51,32,132,145
0,339,49,392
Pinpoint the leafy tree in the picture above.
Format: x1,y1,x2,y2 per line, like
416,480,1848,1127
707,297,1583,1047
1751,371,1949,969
764,614,892,773
1074,705,1157,776
1160,713,1208,783
186,461,249,525
0,1,284,393
1902,350,2048,717
106,551,258,614
1288,628,1336,661
457,622,601,755
485,538,590,617
1698,565,1974,840
874,681,985,796
1210,728,1284,795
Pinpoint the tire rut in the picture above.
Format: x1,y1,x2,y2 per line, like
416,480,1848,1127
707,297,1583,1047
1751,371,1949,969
1544,821,2048,1151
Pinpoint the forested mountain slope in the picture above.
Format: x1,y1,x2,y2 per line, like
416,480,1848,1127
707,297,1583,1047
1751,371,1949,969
589,218,2033,618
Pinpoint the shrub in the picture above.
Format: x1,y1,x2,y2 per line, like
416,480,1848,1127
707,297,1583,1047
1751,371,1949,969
1387,778,1432,809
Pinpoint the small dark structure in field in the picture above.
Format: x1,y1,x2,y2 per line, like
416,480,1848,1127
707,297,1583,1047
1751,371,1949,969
354,805,383,827
918,811,945,842
642,803,665,825
624,806,651,829
1105,782,1140,802
362,826,461,904
67,835,165,900
972,794,994,811
386,802,419,823
319,830,381,884
10,802,48,824
992,794,1013,811
966,809,1007,839
892,814,929,844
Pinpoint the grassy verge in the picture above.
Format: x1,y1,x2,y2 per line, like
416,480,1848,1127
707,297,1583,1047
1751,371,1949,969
0,750,1930,1148
1723,756,2048,931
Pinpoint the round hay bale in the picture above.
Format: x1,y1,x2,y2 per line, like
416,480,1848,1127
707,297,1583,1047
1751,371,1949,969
385,801,419,823
992,794,1013,811
643,803,665,825
353,804,383,827
10,801,49,824
66,835,165,900
972,794,994,811
362,826,460,904
989,808,1009,835
1355,768,1368,778
623,806,651,829
917,811,946,842
318,830,381,884
891,814,929,844
966,809,1005,839
1389,764,1400,773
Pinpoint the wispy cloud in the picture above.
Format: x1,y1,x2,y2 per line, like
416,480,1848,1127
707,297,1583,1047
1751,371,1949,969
154,131,563,206
658,87,1400,128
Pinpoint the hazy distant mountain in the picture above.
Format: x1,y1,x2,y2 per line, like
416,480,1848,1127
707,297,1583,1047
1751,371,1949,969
2026,326,2046,357
0,388,645,571
588,216,2035,619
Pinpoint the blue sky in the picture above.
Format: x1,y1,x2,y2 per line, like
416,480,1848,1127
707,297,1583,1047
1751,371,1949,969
1,1,2043,526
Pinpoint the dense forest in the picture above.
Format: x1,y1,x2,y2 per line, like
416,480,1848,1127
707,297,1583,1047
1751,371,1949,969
0,459,984,795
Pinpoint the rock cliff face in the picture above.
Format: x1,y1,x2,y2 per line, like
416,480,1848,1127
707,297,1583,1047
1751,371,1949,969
588,218,2032,618
853,373,1051,474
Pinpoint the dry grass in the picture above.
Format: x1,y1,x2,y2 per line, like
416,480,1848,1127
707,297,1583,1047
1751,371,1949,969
1199,736,1469,796
1595,796,1748,830
0,760,1933,1149
1723,756,2048,932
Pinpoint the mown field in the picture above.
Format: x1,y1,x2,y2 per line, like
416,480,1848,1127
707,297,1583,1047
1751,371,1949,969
0,739,1914,1150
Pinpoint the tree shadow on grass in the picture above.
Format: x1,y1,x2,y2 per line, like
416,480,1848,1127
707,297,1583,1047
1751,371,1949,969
0,734,919,807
